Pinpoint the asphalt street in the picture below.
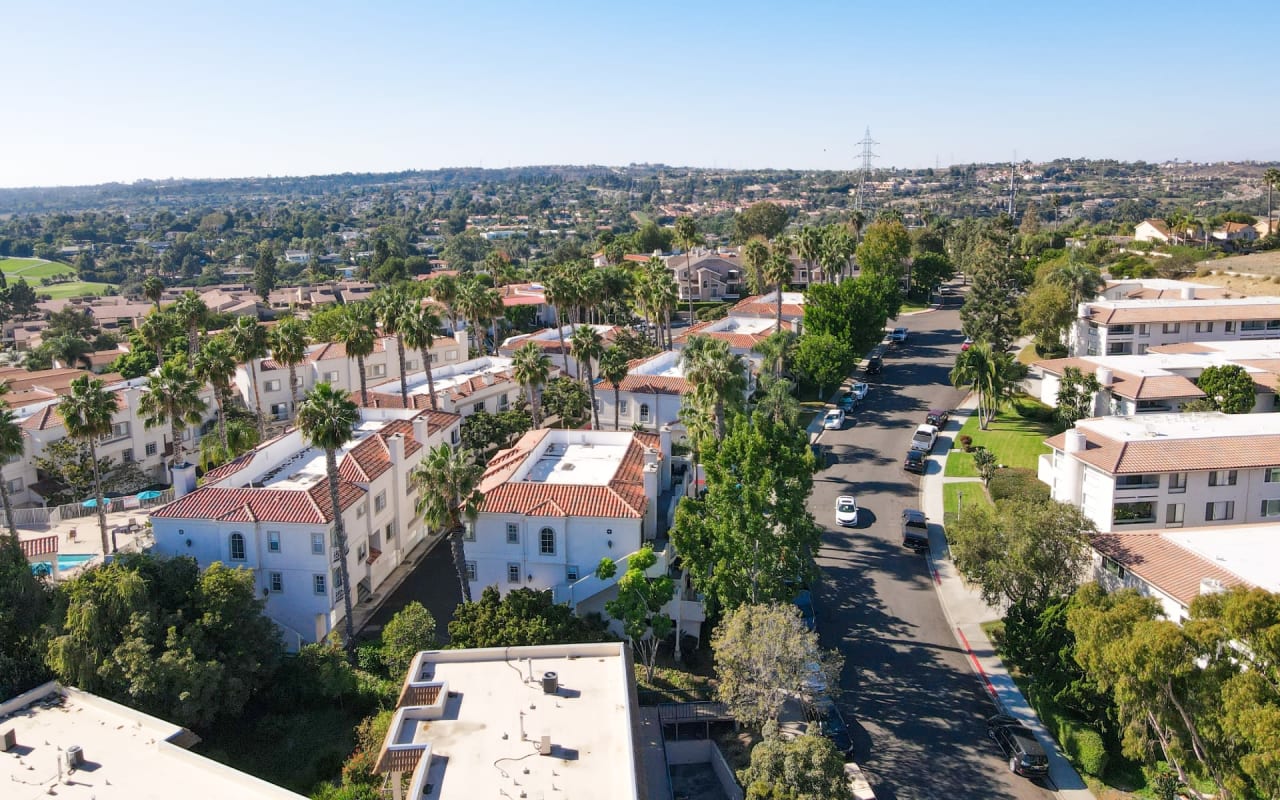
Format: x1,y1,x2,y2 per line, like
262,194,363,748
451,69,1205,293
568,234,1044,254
810,298,1056,800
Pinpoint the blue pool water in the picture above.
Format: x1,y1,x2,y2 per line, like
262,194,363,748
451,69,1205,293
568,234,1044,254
30,553,96,575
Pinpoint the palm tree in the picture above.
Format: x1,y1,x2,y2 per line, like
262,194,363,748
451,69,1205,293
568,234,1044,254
199,418,259,471
454,279,502,356
741,238,770,295
138,311,176,370
48,335,92,370
269,317,309,415
752,329,796,379
796,225,823,283
193,335,237,452
140,359,208,467
296,383,359,648
0,407,24,540
173,291,208,361
674,216,700,323
411,443,484,605
59,376,115,555
228,316,268,439
654,270,680,351
680,335,747,438
373,287,413,406
598,346,630,431
142,275,165,311
336,304,378,407
570,325,605,430
822,225,857,281
541,273,576,374
511,341,552,428
764,240,793,331
427,273,461,333
755,375,801,427
1048,261,1104,309
1265,168,1280,234
402,304,443,411
949,342,1022,430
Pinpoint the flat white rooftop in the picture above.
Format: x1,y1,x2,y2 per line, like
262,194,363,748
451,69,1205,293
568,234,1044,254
1151,339,1280,359
0,683,304,799
253,420,385,489
1093,295,1280,310
519,439,631,486
393,644,638,800
1077,411,1280,442
375,356,515,398
631,350,686,378
1164,525,1280,594
704,315,775,335
1047,351,1275,377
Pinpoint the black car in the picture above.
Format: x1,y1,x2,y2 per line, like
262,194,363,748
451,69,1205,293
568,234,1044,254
987,715,1050,778
901,509,929,552
903,449,926,474
865,355,882,375
808,698,854,757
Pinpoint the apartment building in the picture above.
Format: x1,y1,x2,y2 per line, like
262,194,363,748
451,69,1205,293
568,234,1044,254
360,355,553,420
150,407,461,646
1068,295,1280,357
727,290,806,330
1039,413,1280,533
498,324,621,378
594,348,754,433
234,331,468,423
1099,278,1229,302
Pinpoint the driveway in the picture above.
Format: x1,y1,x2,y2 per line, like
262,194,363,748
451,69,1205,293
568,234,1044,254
809,298,1056,800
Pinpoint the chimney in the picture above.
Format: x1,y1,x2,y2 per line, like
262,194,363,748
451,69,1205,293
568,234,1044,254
1095,366,1113,387
1181,285,1196,300
387,433,405,465
171,462,198,498
412,414,431,446
1064,429,1088,453
1077,303,1092,319
658,425,673,460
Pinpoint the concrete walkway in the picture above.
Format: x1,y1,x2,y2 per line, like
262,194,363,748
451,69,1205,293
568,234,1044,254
919,394,1094,799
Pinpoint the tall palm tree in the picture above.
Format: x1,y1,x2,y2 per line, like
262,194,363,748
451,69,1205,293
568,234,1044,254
142,275,165,312
752,329,796,379
949,342,1021,430
541,273,576,374
654,270,680,351
228,316,268,439
402,304,443,411
598,346,630,432
411,443,484,605
796,225,823,283
296,383,359,648
822,225,857,281
140,359,208,467
199,418,259,471
634,261,659,346
764,240,793,331
427,273,461,333
0,407,24,541
570,325,605,430
138,311,176,370
59,376,115,555
193,335,237,452
674,216,700,323
511,341,552,428
680,335,747,438
373,287,413,406
1265,168,1280,234
454,279,502,356
1048,261,1104,309
173,291,208,361
269,317,309,415
741,238,770,295
336,304,377,407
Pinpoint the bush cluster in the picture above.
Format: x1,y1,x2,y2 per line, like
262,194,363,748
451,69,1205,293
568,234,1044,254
988,468,1050,504
1028,686,1109,778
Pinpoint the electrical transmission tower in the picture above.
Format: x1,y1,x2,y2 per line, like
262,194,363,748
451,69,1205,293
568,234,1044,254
854,127,879,213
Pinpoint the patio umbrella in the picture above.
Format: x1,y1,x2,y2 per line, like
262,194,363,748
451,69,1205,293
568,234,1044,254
81,498,102,508
136,490,163,501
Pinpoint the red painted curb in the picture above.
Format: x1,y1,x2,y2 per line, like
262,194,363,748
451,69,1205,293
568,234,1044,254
956,626,998,700
932,568,941,586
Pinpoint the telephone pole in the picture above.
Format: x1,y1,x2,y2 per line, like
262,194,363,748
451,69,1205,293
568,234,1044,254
854,127,879,214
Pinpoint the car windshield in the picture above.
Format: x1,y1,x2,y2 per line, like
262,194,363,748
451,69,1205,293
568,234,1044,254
838,501,856,513
826,411,840,419
913,431,931,441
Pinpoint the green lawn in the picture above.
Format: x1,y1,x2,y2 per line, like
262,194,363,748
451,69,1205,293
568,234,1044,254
37,280,113,298
944,397,1061,477
898,299,931,313
0,257,77,280
943,480,992,520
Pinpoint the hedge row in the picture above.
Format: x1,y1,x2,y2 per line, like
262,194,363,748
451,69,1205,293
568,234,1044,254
988,468,1050,504
1027,685,1109,778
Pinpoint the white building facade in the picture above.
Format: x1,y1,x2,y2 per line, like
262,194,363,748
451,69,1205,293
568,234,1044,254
1069,296,1280,357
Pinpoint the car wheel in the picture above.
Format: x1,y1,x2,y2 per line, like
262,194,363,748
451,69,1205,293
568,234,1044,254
1009,757,1019,774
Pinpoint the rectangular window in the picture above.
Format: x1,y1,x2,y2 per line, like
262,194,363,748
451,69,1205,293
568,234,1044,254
271,403,288,420
506,523,519,544
1162,322,1181,334
6,477,22,493
145,442,158,457
269,572,283,593
463,524,475,542
446,351,457,361
367,364,386,378
1265,467,1280,483
1138,324,1150,337
1262,499,1280,517
1205,501,1236,521
640,404,651,423
314,574,327,594
1106,342,1132,355
385,522,394,542
507,563,521,583
430,353,439,364
1168,472,1188,493
266,379,282,392
1165,503,1184,527
619,399,629,416
1115,474,1159,490
1108,324,1134,335
357,542,367,561
566,565,579,582
268,531,281,552
1195,321,1213,333
230,534,246,560
323,370,340,383
374,491,387,513
1242,320,1266,332
1226,321,1237,333
540,528,555,555
498,394,509,411
311,533,325,554
357,503,366,518
121,449,134,464
113,421,130,438
1103,557,1127,579
451,429,460,445
1113,501,1155,525
1208,470,1238,487
406,360,417,371
465,561,477,581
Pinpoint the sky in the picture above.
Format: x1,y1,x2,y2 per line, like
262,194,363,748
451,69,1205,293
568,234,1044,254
4,0,1276,188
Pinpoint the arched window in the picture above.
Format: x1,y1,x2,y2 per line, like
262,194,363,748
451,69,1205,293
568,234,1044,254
229,532,246,561
539,527,556,555
639,403,651,423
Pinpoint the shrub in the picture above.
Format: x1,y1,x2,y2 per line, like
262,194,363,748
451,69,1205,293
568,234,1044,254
988,468,1050,504
959,434,973,452
1028,685,1109,778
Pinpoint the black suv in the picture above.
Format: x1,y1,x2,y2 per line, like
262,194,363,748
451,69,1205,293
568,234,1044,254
865,355,883,375
903,449,926,474
987,715,1050,779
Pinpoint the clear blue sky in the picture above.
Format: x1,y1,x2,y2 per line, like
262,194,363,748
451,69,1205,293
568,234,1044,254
5,0,1275,188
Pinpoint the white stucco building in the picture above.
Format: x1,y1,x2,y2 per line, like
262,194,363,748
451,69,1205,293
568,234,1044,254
1039,412,1280,534
360,355,557,420
150,407,461,646
594,348,755,434
1068,295,1280,357
498,324,622,378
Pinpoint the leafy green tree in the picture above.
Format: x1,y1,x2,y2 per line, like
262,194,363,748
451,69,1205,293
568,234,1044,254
803,273,901,356
792,332,854,397
739,733,853,800
972,447,997,484
31,439,144,506
595,545,673,682
447,586,611,649
857,219,911,284
1020,282,1074,355
1194,364,1256,414
253,242,278,301
947,499,1093,610
735,202,790,242
672,413,819,612
380,602,436,678
0,535,51,697
712,603,837,729
541,376,590,429
1056,366,1101,426
411,444,483,605
459,408,532,454
959,238,1021,352
1000,596,1108,724
297,383,359,648
59,376,116,554
910,250,954,297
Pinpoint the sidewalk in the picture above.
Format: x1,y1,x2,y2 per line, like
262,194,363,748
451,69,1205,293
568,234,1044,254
919,394,1093,799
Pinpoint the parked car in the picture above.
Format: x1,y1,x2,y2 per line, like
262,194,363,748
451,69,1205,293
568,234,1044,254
838,392,857,411
808,698,854,757
865,355,882,375
901,509,929,552
823,408,845,430
890,327,908,343
910,423,940,453
926,408,949,428
850,382,869,401
987,715,1050,779
835,495,859,527
903,449,926,474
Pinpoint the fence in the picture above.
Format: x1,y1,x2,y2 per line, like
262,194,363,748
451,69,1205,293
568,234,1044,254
17,489,175,530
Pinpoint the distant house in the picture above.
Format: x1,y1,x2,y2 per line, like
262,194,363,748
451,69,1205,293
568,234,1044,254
283,250,311,265
1134,219,1171,244
1212,222,1257,243
1254,219,1278,239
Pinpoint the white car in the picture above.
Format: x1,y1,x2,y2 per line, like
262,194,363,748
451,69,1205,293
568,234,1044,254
823,409,845,430
851,382,870,401
835,496,859,527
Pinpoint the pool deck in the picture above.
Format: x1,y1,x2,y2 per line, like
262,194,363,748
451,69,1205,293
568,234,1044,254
19,507,154,577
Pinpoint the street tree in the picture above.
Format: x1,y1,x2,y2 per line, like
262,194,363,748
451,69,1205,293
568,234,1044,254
595,545,674,682
792,332,854,398
739,734,853,800
959,238,1021,352
803,273,901,356
1194,364,1256,414
857,219,911,285
1019,282,1074,355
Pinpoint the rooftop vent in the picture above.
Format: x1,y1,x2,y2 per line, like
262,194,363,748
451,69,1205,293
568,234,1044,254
559,463,576,471
541,671,559,694
537,735,553,756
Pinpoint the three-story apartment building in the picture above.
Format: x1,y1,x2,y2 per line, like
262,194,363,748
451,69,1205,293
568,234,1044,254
1069,295,1280,357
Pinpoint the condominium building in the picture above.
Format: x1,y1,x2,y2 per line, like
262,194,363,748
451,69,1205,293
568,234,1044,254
150,407,461,646
359,355,552,420
1068,295,1280,357
1040,413,1280,533
593,348,755,434
498,324,621,378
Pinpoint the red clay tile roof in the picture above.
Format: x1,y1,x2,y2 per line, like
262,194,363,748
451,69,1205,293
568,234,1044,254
1034,358,1204,401
1083,301,1280,325
1090,533,1246,605
307,339,387,363
618,374,690,395
19,391,130,430
730,293,804,320
1046,429,1280,474
1147,342,1223,355
675,319,773,350
362,372,517,408
152,481,365,523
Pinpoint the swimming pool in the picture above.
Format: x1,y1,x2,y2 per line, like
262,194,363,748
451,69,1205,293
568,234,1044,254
30,553,96,575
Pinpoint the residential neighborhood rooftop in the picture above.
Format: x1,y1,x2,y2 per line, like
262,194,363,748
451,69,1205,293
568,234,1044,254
1047,412,1280,473
1080,294,1280,324
372,356,517,403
